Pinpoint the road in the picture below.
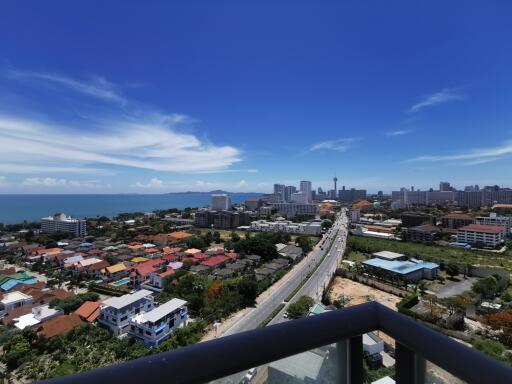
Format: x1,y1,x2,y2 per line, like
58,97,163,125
222,209,348,336
212,209,349,383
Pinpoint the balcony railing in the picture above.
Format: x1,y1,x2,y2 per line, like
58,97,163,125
40,302,512,384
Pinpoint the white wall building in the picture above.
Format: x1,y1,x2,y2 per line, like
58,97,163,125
41,213,87,237
291,192,309,204
129,298,188,347
457,224,506,247
211,194,231,211
0,291,33,316
98,289,154,335
270,203,319,218
475,213,512,237
249,219,322,235
14,304,63,330
300,181,313,203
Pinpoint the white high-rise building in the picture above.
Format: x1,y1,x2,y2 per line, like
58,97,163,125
41,213,87,237
300,181,312,203
291,192,309,204
211,194,231,211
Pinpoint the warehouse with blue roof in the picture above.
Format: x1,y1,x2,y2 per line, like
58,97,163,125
362,252,439,282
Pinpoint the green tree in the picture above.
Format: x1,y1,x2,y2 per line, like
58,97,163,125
446,262,459,279
212,231,221,243
287,295,314,319
472,276,499,299
295,236,313,253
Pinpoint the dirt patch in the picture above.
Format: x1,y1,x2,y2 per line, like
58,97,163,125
328,277,401,311
328,277,401,346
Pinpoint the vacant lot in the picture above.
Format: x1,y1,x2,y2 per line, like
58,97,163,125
328,277,401,311
328,277,401,346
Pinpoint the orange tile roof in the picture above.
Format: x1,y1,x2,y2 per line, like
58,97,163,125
169,232,193,240
459,224,505,234
37,314,83,338
74,301,101,323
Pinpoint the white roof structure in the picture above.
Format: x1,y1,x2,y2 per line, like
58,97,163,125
372,251,405,260
14,304,62,330
102,289,153,310
14,314,41,330
132,298,187,324
1,291,32,305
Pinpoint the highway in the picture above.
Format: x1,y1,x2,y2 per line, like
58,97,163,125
212,209,348,383
222,208,348,335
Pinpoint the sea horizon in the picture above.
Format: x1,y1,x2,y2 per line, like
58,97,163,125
0,193,262,224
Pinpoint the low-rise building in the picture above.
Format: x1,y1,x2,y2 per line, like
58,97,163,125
248,219,321,235
0,291,33,316
475,213,512,237
406,225,441,244
13,304,63,330
129,298,188,347
401,212,436,228
97,289,154,335
362,258,439,282
457,224,506,247
441,213,474,229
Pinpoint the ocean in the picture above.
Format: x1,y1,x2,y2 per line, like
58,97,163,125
0,193,262,224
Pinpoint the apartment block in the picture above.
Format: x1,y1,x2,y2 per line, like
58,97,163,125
41,213,87,237
457,224,506,247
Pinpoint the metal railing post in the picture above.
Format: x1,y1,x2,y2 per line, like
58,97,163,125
336,339,349,384
395,342,425,384
348,335,363,384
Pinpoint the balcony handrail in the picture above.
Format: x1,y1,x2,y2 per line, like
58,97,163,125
39,301,512,384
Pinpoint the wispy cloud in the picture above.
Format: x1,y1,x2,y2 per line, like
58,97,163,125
310,138,358,152
406,141,512,166
386,129,414,137
22,177,108,188
8,70,126,105
409,88,465,113
0,69,246,175
133,178,164,189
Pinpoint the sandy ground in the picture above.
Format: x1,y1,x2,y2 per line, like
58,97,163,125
328,277,401,311
328,277,401,346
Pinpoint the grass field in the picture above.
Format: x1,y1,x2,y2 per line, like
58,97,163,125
347,235,512,272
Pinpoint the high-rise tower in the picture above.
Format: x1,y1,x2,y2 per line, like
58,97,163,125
333,176,338,195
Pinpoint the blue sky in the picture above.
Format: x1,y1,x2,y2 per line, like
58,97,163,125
1,1,511,194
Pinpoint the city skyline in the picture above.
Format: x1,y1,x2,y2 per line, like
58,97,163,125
1,2,512,194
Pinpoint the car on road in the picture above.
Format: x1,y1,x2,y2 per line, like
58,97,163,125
283,311,289,319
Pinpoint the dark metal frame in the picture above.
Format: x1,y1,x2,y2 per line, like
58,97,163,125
40,302,512,384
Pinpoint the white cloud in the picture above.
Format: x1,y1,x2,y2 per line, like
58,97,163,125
406,141,512,165
134,178,164,189
310,138,357,152
0,176,6,185
8,70,126,104
237,179,249,189
21,177,107,188
409,88,465,113
1,70,244,176
386,129,414,137
0,114,242,174
22,177,67,187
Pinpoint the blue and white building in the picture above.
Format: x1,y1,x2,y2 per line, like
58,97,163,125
129,298,188,347
97,289,154,335
362,256,439,282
